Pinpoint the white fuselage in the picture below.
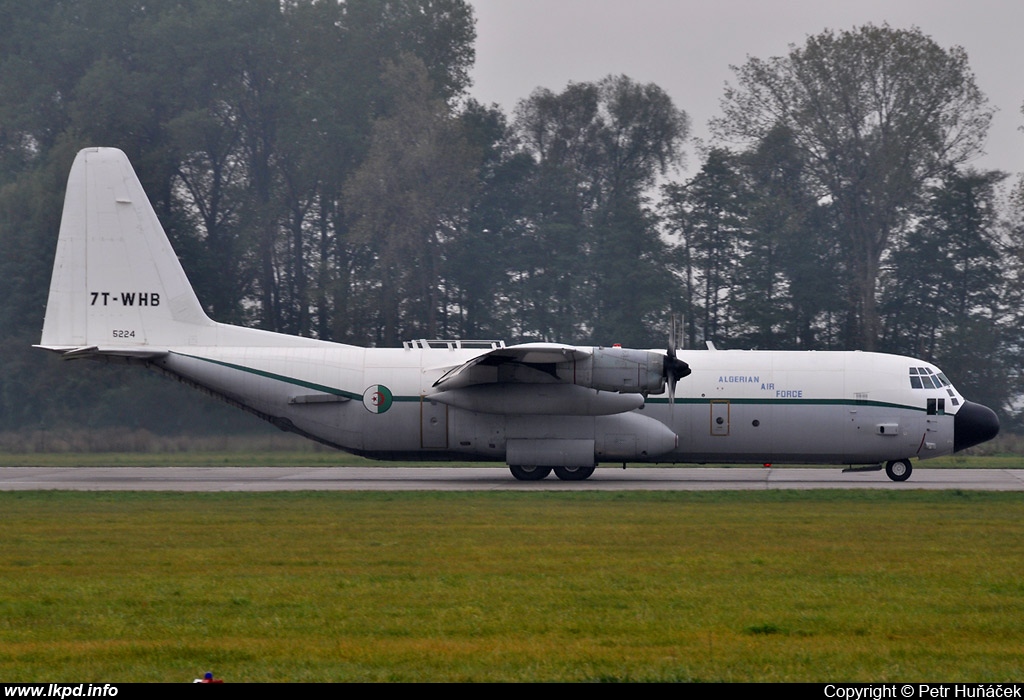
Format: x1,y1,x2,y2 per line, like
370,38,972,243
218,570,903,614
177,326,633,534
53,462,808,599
149,342,958,466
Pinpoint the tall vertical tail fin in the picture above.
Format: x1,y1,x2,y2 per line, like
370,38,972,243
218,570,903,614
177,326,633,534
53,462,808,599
38,147,213,353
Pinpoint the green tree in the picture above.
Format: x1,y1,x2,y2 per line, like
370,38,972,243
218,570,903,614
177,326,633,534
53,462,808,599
1001,169,1024,429
512,76,688,344
343,55,478,345
0,0,478,432
661,149,745,348
714,24,992,350
881,169,1008,412
590,76,689,347
733,126,842,349
445,100,535,340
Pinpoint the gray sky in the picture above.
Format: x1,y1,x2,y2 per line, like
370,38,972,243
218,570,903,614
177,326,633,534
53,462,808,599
469,0,1024,180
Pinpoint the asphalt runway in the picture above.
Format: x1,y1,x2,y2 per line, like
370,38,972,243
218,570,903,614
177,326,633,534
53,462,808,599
1,466,1023,491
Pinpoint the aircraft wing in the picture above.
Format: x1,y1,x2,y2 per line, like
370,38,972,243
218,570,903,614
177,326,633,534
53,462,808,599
432,342,592,391
429,341,686,416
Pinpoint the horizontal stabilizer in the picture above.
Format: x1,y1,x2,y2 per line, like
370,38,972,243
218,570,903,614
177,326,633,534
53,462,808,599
33,344,169,360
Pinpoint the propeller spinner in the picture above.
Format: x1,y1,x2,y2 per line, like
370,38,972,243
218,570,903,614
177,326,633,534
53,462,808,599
665,316,691,403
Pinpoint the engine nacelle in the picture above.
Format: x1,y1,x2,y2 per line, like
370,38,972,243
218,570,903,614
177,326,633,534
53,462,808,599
428,383,645,416
557,347,666,394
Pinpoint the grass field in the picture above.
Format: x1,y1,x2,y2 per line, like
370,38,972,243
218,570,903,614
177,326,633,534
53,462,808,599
1,490,1023,682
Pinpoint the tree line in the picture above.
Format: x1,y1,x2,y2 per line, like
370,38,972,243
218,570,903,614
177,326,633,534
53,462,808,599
1,1,1022,432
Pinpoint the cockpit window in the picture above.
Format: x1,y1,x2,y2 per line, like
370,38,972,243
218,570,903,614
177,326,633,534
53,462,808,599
909,366,952,391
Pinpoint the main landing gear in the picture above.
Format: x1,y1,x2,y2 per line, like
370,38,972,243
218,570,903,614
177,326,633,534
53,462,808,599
885,459,913,482
508,465,595,481
508,465,551,481
553,465,595,481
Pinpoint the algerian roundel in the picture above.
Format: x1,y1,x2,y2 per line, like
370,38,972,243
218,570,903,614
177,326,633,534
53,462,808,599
362,385,393,414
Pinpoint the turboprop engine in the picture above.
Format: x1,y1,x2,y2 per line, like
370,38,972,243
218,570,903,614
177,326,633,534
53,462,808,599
556,346,690,396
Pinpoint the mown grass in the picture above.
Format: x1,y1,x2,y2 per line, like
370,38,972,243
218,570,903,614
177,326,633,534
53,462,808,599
1,490,1023,682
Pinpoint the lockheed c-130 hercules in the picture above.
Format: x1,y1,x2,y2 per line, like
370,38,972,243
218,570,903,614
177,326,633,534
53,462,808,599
36,148,1000,482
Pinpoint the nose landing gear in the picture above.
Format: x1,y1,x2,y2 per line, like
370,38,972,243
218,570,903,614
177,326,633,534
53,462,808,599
885,459,912,482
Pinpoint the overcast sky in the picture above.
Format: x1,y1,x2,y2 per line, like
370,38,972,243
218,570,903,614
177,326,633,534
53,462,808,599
468,0,1024,181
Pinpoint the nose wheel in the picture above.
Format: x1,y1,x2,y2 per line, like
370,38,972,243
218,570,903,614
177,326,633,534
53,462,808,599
885,459,912,482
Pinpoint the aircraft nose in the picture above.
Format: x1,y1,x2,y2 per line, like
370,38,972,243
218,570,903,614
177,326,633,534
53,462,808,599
953,401,1000,453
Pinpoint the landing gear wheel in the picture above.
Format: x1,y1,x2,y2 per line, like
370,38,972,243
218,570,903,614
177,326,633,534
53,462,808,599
885,459,912,482
509,465,552,481
553,466,596,481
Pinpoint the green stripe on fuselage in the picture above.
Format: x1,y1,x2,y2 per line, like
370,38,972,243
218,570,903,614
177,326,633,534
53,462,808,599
644,396,923,411
170,352,379,401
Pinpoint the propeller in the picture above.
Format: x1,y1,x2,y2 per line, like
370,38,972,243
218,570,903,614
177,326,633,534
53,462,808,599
664,315,691,404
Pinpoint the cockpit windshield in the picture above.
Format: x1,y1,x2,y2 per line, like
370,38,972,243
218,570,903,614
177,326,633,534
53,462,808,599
909,366,959,405
909,366,952,389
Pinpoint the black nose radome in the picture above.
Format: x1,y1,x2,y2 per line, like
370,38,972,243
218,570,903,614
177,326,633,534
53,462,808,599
954,401,1000,453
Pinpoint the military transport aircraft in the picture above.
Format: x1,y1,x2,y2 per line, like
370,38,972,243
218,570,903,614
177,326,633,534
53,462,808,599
35,148,1000,482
